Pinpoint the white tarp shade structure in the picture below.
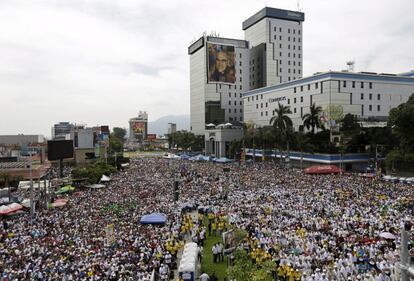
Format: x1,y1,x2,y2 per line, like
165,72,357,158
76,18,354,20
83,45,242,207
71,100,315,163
0,203,23,215
163,153,180,159
100,175,111,182
178,242,199,281
86,184,106,189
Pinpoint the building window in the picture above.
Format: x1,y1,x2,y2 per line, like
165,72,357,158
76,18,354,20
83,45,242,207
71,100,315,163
240,108,243,113
361,93,364,100
369,105,372,111
261,112,263,116
377,105,380,111
294,87,296,93
307,84,310,91
261,94,263,99
239,69,242,74
239,77,242,82
288,77,291,81
239,61,242,66
279,35,282,40
280,52,282,57
265,111,268,116
228,109,231,113
377,94,380,100
293,29,296,34
234,92,237,98
240,101,242,105
228,93,231,98
288,98,290,104
294,98,297,103
315,83,319,89
294,108,297,113
361,82,364,88
280,43,282,48
256,104,258,109
300,86,303,92
288,45,290,49
274,35,277,40
247,97,249,102
369,82,372,89
300,96,303,103
261,103,263,108
288,53,291,57
234,101,237,105
265,102,268,107
229,85,231,90
280,68,282,73
288,69,291,73
298,69,301,74
343,81,347,87
234,108,237,113
256,96,258,100
288,28,290,33
228,101,231,105
369,93,372,100
240,85,242,90
279,27,282,32
352,81,355,88
288,61,291,65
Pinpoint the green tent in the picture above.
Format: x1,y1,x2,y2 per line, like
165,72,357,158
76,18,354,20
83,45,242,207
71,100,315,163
55,185,75,194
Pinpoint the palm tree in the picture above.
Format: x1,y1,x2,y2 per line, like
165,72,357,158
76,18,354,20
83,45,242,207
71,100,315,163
270,103,293,163
302,103,325,134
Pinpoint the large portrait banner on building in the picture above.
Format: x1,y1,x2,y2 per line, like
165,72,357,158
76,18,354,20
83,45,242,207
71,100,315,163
207,43,236,84
132,122,145,134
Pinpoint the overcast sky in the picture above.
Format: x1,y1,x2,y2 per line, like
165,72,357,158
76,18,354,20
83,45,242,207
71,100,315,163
1,0,413,137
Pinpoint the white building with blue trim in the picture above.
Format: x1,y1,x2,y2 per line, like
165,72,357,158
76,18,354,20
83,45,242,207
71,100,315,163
243,71,414,131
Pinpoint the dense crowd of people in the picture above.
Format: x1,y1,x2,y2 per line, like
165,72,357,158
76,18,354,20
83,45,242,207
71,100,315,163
0,158,413,280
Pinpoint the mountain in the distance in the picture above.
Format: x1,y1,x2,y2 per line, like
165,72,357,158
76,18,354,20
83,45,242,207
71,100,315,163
148,114,190,136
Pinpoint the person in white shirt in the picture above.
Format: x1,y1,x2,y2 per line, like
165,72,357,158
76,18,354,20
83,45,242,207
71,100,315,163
200,272,209,281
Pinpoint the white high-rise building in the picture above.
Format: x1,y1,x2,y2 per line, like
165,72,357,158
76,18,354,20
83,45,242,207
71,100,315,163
189,36,250,135
243,7,305,89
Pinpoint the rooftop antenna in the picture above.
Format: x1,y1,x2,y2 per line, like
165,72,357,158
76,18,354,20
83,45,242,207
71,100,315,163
346,60,355,72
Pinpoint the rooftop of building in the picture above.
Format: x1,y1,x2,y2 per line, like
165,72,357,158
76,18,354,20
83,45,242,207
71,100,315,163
188,35,248,55
242,7,305,30
244,70,414,97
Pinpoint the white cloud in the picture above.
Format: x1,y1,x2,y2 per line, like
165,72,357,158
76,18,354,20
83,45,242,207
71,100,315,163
0,0,413,137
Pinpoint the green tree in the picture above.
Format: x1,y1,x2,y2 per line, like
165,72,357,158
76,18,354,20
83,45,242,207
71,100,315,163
112,127,127,141
109,135,123,153
269,103,292,163
302,103,325,134
388,93,414,152
340,113,360,132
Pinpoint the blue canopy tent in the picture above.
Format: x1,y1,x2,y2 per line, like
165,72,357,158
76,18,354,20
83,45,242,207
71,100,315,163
214,157,233,163
140,213,167,225
180,154,191,160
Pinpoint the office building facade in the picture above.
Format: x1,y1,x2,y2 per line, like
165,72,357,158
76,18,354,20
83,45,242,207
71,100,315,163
243,7,305,89
243,71,414,131
189,36,250,135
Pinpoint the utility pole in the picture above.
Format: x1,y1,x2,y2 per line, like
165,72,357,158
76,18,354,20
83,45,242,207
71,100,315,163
29,152,34,224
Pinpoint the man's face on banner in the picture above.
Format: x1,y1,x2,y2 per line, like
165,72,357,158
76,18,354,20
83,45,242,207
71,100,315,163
216,51,228,73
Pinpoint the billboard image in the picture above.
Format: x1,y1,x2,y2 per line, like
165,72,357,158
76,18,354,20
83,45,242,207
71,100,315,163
132,122,145,134
47,140,74,161
207,43,236,84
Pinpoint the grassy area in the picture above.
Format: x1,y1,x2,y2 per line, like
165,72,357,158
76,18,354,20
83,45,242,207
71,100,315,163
201,233,228,281
200,215,229,280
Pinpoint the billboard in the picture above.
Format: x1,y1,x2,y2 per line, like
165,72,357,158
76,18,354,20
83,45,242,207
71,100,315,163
147,134,156,140
47,140,74,160
207,43,236,84
132,122,145,134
